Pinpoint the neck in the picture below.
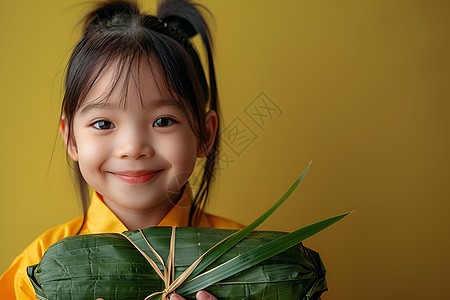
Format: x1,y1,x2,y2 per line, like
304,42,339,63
103,189,184,231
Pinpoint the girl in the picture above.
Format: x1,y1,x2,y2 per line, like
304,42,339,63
0,0,243,299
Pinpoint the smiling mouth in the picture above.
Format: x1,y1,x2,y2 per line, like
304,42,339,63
110,170,162,184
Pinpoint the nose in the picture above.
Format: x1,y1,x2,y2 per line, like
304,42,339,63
114,127,155,160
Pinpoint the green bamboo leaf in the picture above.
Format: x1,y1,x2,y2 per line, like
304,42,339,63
184,161,312,282
177,211,350,295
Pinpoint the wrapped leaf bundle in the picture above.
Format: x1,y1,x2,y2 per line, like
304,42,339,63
28,227,326,300
27,164,349,300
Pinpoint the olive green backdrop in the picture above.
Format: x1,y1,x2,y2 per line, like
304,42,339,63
1,0,449,299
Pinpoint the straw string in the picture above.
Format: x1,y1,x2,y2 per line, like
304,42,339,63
121,227,195,300
121,226,233,299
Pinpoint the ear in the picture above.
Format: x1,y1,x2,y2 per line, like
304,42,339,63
197,110,218,158
60,117,79,161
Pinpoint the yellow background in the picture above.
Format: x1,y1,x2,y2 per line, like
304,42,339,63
1,0,449,299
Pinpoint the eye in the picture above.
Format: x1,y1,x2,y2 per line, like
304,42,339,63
92,120,115,130
153,117,175,127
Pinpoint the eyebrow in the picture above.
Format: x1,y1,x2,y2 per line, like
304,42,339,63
78,98,183,115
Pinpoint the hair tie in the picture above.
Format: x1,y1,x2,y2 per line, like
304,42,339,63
161,15,197,40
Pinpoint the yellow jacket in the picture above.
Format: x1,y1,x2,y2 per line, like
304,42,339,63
0,185,243,299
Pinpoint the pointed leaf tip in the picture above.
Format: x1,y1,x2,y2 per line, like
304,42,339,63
183,163,312,283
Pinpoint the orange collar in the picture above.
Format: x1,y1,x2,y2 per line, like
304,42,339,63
84,184,199,233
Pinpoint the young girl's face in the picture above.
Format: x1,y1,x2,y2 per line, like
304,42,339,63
64,61,203,214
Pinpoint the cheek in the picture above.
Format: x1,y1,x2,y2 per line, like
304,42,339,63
74,132,109,171
158,130,198,170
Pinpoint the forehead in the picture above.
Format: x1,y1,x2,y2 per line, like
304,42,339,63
79,58,176,111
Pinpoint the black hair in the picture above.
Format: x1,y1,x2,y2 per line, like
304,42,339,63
61,0,220,231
